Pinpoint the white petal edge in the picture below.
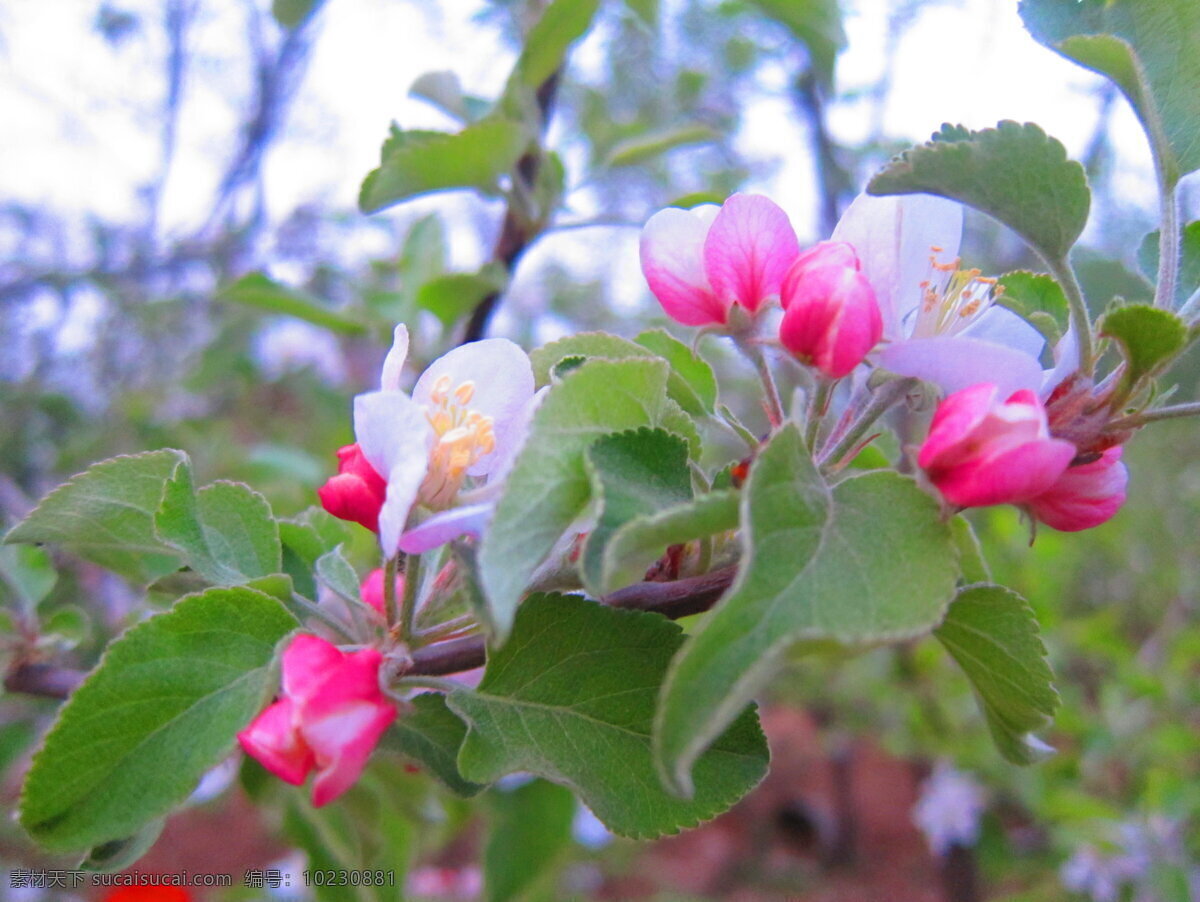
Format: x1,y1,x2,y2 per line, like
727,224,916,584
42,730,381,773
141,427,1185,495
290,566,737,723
354,391,433,555
380,324,410,392
398,503,494,553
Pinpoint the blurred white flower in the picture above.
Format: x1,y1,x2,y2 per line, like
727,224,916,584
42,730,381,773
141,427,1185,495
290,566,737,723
912,761,988,856
253,318,346,385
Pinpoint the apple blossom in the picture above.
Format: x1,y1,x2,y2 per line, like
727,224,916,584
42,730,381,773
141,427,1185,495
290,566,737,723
778,241,883,379
327,325,541,555
919,383,1076,509
359,567,404,616
237,634,396,807
639,193,800,327
1027,446,1128,532
831,192,1049,397
317,443,387,532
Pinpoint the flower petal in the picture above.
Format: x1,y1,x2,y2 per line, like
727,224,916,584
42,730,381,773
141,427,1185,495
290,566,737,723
960,306,1044,362
281,634,345,701
832,192,962,337
934,438,1075,507
640,205,726,325
880,336,1046,397
1028,447,1128,532
380,323,410,392
354,391,433,553
399,502,495,553
412,338,535,472
237,698,313,786
1041,327,1079,397
703,193,800,314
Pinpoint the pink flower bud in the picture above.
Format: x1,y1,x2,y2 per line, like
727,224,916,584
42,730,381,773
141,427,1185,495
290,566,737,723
918,383,1076,509
359,568,404,616
238,634,396,806
317,443,388,532
778,245,882,379
1027,446,1127,532
640,193,800,326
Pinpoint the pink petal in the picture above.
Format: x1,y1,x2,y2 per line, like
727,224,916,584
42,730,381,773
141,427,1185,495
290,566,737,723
918,383,1000,470
281,635,345,701
1028,447,1128,531
237,698,313,785
639,206,727,325
880,336,1046,398
934,438,1075,508
305,699,397,807
703,194,800,314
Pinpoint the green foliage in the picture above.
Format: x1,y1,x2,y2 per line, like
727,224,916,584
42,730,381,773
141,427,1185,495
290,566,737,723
869,121,1090,265
359,119,529,214
750,0,845,88
655,425,958,796
271,0,323,29
1020,0,1200,187
155,467,282,586
219,273,368,337
634,329,718,415
20,586,297,851
5,450,187,585
934,584,1059,765
1138,222,1200,307
582,428,693,595
478,358,675,638
997,271,1070,345
603,124,720,168
601,490,740,595
448,594,769,839
80,820,166,873
484,779,575,902
531,330,717,417
417,267,508,328
509,0,602,91
385,693,484,798
1099,304,1189,387
0,544,57,612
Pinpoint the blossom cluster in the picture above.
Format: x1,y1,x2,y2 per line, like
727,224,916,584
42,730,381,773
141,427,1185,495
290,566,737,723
641,191,1128,532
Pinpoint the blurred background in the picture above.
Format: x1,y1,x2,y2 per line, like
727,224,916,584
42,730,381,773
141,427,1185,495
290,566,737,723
1,0,1196,899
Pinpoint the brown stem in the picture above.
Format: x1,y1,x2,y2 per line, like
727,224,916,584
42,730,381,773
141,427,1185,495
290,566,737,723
461,72,561,343
8,567,740,697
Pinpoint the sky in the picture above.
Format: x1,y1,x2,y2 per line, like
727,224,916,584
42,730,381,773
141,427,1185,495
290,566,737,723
0,0,1169,350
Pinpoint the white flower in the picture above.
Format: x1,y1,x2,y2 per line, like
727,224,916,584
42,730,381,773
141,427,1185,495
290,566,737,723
354,325,541,555
912,761,988,856
832,192,1073,398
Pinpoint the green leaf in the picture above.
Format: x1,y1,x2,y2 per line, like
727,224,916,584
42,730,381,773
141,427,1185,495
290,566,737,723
634,329,718,415
934,584,1059,765
417,267,508,328
950,516,991,585
448,594,768,839
20,586,297,851
80,819,165,873
279,509,349,601
384,693,484,797
603,124,719,168
314,547,362,608
511,0,602,90
155,469,282,586
997,271,1070,345
602,490,740,595
484,779,575,902
655,425,958,796
532,330,715,417
1099,303,1188,387
479,358,673,639
1138,221,1200,307
750,0,845,88
409,70,469,123
868,121,1090,264
1020,0,1200,187
272,0,323,29
359,119,529,214
219,273,367,336
582,429,693,595
0,545,57,611
4,451,187,584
